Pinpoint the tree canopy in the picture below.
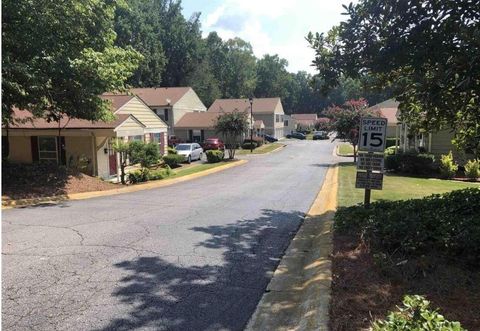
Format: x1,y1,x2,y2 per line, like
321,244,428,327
2,0,142,123
308,0,480,155
214,112,249,159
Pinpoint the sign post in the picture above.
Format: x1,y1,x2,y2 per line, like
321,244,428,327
356,117,388,208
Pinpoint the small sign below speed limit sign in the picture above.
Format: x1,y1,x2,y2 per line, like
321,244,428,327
358,117,388,152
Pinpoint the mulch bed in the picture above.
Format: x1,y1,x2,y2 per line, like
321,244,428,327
330,233,480,331
2,163,117,200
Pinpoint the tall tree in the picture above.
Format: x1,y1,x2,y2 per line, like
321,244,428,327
114,0,167,87
2,0,142,124
255,54,290,99
223,38,257,98
308,0,480,155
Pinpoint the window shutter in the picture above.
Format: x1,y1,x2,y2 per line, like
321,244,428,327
31,136,39,162
58,136,66,165
188,130,193,142
200,130,205,142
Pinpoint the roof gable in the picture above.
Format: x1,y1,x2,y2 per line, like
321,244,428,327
129,87,192,107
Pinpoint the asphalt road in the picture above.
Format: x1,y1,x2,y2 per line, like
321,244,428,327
2,139,336,331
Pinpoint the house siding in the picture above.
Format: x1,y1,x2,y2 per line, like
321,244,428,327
116,98,167,131
171,89,207,135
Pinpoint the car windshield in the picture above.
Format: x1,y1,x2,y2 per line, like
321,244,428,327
206,139,217,143
175,144,191,151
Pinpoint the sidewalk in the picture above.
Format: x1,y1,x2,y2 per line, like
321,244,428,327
246,165,338,331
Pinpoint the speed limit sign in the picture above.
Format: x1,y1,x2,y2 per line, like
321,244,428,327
358,117,388,152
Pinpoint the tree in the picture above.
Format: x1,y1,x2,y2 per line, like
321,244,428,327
2,0,142,125
214,112,249,159
255,54,290,99
114,0,167,87
325,99,380,161
223,38,257,98
308,0,480,156
113,140,130,185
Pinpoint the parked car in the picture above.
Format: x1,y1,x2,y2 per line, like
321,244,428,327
313,131,329,140
202,137,225,151
175,143,203,163
263,134,278,143
168,135,183,147
286,132,306,140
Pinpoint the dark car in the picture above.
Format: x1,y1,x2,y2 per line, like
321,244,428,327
286,132,306,140
202,137,225,151
263,134,278,143
313,131,329,140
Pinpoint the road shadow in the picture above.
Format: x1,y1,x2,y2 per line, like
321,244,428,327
97,209,305,331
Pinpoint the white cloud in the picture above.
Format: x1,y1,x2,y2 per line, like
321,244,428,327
202,0,357,73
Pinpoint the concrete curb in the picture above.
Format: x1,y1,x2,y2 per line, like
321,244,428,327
246,165,338,331
2,159,248,209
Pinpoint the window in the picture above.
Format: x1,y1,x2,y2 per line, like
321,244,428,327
284,120,289,126
151,133,161,143
164,109,169,122
38,136,57,162
129,135,143,141
276,114,280,122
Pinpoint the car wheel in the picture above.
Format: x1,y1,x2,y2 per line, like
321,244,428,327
187,156,191,164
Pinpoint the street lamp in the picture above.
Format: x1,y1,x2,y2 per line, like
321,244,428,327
249,97,253,153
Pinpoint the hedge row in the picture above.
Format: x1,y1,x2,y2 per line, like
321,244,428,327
334,188,480,266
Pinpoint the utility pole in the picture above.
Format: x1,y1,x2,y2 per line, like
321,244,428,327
249,97,253,153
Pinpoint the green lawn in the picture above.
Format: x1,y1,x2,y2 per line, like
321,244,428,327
236,142,284,155
306,133,314,140
171,160,236,177
337,143,354,156
338,163,480,207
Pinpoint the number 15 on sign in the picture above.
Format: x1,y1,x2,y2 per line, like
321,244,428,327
359,117,388,152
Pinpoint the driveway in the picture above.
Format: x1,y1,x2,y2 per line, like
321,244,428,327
2,139,336,331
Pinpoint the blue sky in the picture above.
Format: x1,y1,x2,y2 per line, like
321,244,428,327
181,0,356,74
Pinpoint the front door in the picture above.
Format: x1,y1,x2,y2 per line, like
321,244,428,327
108,141,117,176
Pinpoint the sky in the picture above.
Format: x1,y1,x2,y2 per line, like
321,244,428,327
181,0,357,74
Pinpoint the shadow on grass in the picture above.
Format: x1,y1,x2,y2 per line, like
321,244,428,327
97,209,305,331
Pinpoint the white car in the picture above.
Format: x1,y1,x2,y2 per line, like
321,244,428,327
175,143,203,163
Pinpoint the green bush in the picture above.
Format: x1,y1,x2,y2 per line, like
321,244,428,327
372,295,465,331
334,188,480,266
167,147,177,154
206,150,224,163
162,154,185,167
128,141,160,168
128,168,150,184
243,137,263,147
148,166,172,180
439,151,458,179
242,142,257,150
464,159,480,181
384,152,435,174
384,146,397,155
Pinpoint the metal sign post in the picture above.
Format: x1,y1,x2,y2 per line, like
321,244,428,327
355,117,388,208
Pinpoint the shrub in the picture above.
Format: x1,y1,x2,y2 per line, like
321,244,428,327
162,154,185,167
464,159,480,181
334,188,480,266
167,147,177,155
384,146,397,155
372,295,465,331
148,166,172,180
206,150,224,163
128,168,150,184
129,141,160,168
243,137,264,147
439,151,458,179
384,152,435,174
242,142,257,150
